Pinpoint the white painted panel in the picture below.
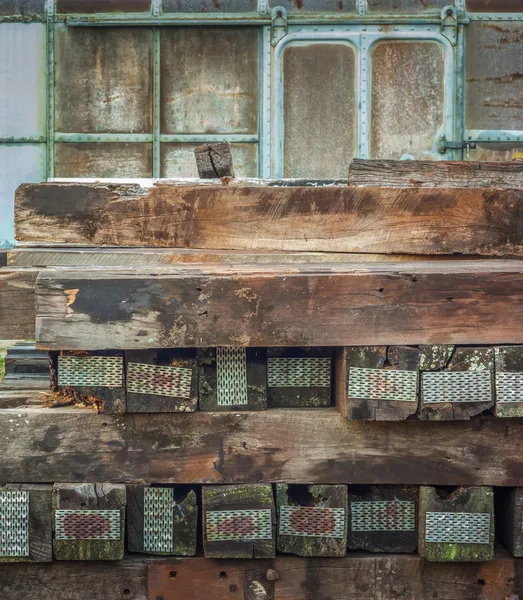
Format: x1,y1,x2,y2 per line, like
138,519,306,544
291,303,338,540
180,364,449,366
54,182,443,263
0,23,46,139
0,144,46,247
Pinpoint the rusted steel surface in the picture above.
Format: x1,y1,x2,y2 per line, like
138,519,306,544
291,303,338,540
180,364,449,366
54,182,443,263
163,0,257,11
466,0,523,11
0,0,45,17
55,27,153,134
160,28,258,135
283,43,357,178
371,41,445,160
56,0,150,12
274,0,357,11
55,143,153,178
367,0,447,11
161,143,257,178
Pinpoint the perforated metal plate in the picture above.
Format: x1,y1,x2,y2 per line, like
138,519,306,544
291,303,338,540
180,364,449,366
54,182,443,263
206,509,273,542
216,347,248,406
425,512,491,544
55,510,121,540
496,372,523,404
58,356,123,388
127,363,192,398
350,501,416,532
348,368,418,402
0,491,29,557
279,506,345,538
422,371,493,404
267,358,331,388
143,487,174,553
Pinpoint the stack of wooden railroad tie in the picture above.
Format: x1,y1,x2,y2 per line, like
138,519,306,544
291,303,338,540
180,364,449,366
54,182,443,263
1,159,523,599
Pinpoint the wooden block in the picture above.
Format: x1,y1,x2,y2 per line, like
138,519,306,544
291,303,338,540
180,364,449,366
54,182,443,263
348,485,418,553
267,347,332,408
497,488,523,557
419,347,495,420
276,484,347,557
127,485,197,556
198,347,267,411
0,484,52,563
0,269,37,341
34,261,523,349
52,483,126,561
125,349,197,413
345,346,419,420
16,183,523,256
494,346,523,417
349,159,523,188
194,142,234,178
203,484,275,559
51,350,126,413
419,486,494,562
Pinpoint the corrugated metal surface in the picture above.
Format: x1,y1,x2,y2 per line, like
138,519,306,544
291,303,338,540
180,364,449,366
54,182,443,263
283,42,357,178
55,26,153,133
370,41,445,160
160,28,259,134
161,143,257,177
0,24,46,138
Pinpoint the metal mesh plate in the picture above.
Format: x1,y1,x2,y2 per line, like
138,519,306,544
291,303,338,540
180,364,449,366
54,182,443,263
0,491,29,557
425,512,491,544
348,368,418,402
127,363,192,398
267,358,331,388
422,371,493,404
206,509,273,542
216,347,248,406
496,372,523,403
279,506,345,538
55,510,121,540
58,356,123,388
144,488,174,553
350,501,416,532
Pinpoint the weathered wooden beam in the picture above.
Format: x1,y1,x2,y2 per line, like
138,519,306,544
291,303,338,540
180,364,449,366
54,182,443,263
349,159,523,188
3,408,523,486
0,269,37,340
2,554,518,600
15,183,523,255
34,261,523,349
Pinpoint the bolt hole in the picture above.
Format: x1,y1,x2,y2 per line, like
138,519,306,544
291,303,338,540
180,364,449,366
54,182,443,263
377,287,384,293
196,287,202,292
411,276,417,283
122,589,131,597
477,579,485,586
446,8,453,15
169,571,177,579
156,596,164,600
446,297,453,302
219,571,228,579
102,422,108,427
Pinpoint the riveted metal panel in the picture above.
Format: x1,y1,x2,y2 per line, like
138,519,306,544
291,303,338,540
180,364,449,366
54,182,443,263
0,491,29,557
55,143,153,177
370,41,445,160
55,26,153,134
0,144,46,247
55,510,121,540
58,356,123,388
425,512,491,544
161,28,258,135
206,509,273,541
0,24,46,138
279,506,346,538
127,363,192,398
216,347,248,406
496,372,523,403
268,357,331,388
143,488,174,553
350,500,416,532
367,0,447,12
163,0,257,11
348,367,418,402
422,371,493,404
161,143,257,177
282,42,357,178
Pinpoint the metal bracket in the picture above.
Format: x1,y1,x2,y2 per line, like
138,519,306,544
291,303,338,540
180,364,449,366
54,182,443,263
439,135,476,154
440,5,458,46
258,0,269,16
271,6,288,47
357,0,368,16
